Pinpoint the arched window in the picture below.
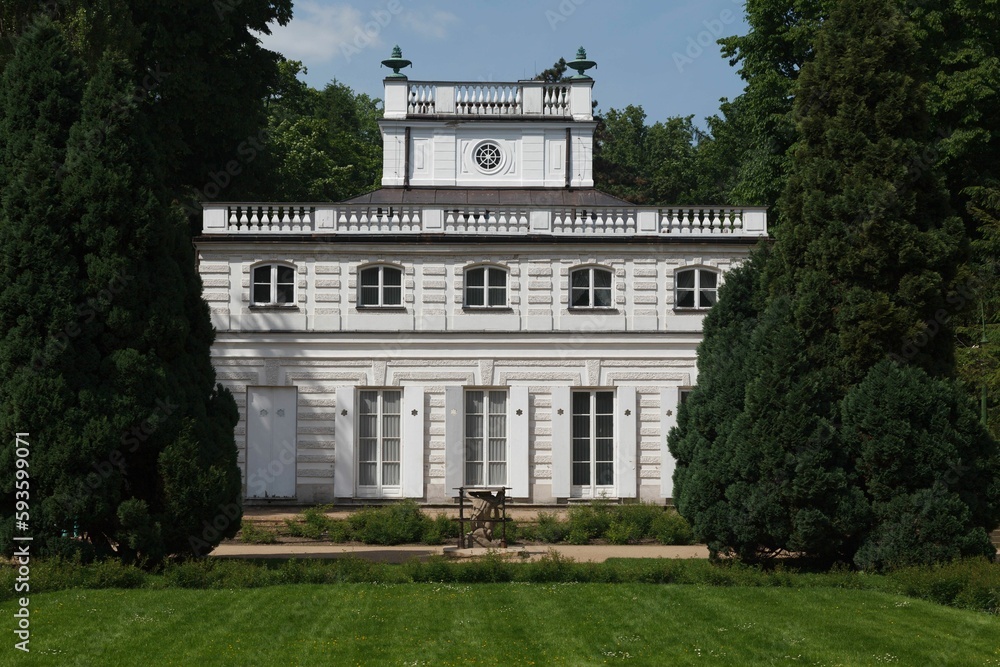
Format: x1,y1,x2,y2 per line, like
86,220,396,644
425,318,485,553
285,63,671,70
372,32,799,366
675,268,719,309
464,265,508,308
570,266,613,309
251,263,296,306
359,265,403,308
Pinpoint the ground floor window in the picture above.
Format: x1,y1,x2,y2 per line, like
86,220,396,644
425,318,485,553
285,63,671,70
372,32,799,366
358,389,401,494
572,390,614,491
465,390,507,486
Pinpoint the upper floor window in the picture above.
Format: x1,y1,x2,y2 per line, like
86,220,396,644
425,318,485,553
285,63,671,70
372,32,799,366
252,263,295,306
570,267,613,309
465,266,508,308
359,265,403,308
675,268,719,309
474,141,504,174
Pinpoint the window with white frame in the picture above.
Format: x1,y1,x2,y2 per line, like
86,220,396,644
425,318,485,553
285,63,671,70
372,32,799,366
572,390,615,489
570,267,613,309
251,264,296,306
465,266,508,308
675,268,719,309
357,389,402,493
465,390,508,486
359,265,403,307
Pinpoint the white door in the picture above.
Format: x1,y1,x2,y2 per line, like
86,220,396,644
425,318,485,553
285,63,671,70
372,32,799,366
246,386,297,499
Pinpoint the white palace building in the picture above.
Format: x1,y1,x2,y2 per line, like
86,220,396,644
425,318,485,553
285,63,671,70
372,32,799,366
194,49,768,505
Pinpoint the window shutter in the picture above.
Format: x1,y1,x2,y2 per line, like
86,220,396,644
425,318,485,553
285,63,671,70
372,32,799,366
550,387,571,498
509,386,530,498
660,387,679,499
334,387,355,498
444,386,463,498
401,386,425,498
616,386,637,498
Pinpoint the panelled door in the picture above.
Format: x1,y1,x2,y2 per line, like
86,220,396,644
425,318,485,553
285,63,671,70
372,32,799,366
246,386,297,499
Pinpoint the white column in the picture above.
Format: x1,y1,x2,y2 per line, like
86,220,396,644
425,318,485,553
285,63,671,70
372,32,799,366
550,387,571,498
509,386,530,498
616,386,637,499
444,386,463,497
660,387,680,499
334,387,355,498
402,386,425,498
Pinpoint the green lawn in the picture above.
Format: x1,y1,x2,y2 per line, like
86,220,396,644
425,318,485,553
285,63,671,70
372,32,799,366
4,584,999,666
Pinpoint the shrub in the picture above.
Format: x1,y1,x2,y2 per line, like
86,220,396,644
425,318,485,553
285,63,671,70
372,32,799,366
651,509,694,545
348,500,429,545
566,528,590,545
605,520,644,545
535,512,569,543
326,520,353,543
886,558,1000,612
611,503,663,539
421,514,458,546
523,550,576,582
567,502,612,540
455,551,514,583
284,504,339,540
240,522,278,544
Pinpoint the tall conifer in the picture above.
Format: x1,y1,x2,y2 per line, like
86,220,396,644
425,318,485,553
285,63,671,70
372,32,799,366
671,0,1000,568
0,22,240,561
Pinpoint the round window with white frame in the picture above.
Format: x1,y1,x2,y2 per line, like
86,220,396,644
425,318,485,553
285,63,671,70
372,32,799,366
473,141,505,174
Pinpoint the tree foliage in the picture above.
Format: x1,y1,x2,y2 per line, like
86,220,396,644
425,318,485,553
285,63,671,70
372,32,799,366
250,69,382,202
594,106,724,205
670,0,1000,569
0,0,294,203
0,20,240,562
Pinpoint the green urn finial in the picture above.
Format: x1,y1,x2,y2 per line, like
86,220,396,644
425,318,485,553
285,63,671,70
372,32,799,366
567,46,596,79
381,45,412,78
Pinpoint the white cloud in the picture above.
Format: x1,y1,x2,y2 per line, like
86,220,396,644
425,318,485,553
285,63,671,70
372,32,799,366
257,1,385,63
256,2,460,65
399,8,460,40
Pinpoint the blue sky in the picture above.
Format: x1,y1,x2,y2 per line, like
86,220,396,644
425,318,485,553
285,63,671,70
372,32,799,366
257,0,750,127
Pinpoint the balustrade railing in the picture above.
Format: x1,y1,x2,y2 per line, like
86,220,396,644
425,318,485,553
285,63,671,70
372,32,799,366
224,205,316,233
203,204,767,237
401,81,572,117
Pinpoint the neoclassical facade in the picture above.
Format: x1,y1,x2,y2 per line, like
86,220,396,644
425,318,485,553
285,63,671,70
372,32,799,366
194,52,767,505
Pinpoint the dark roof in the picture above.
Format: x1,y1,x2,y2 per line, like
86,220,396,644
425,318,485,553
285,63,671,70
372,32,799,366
341,187,634,207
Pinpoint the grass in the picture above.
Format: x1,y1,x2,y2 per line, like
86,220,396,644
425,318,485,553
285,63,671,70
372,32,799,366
5,583,999,665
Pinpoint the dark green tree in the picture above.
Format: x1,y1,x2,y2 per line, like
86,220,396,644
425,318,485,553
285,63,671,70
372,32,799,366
0,22,240,562
669,250,770,555
843,360,1000,570
1,0,294,202
247,74,383,202
671,0,1000,568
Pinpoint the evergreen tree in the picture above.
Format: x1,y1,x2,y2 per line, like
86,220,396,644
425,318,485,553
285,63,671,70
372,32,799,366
843,360,1000,569
0,22,240,562
669,251,770,556
671,0,1000,568
0,20,86,555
